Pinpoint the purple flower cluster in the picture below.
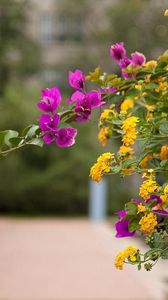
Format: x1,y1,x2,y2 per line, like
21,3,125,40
110,42,146,79
37,86,77,148
68,69,105,122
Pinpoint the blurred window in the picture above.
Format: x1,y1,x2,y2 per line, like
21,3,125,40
40,14,53,44
56,15,83,41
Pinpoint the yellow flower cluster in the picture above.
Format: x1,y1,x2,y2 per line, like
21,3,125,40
98,127,109,146
164,9,168,16
89,152,113,182
120,99,134,113
160,145,168,160
139,178,158,200
114,246,138,270
139,212,157,234
122,116,139,146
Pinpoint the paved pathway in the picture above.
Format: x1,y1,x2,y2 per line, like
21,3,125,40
0,218,167,300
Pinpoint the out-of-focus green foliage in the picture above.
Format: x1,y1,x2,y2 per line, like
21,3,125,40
0,0,41,94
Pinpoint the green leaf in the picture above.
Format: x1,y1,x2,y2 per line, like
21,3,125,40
9,137,24,147
161,250,168,259
134,106,147,119
159,122,168,135
22,125,39,139
148,158,161,168
60,110,77,123
125,202,138,216
21,125,33,137
28,138,44,147
122,158,138,168
0,131,8,148
110,165,121,174
153,233,165,248
160,159,168,168
125,89,140,98
128,218,140,231
144,83,159,90
4,130,19,148
144,248,161,260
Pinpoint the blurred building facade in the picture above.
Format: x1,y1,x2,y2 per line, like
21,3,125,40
27,0,114,87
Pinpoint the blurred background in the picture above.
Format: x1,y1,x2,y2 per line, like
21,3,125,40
0,1,168,299
0,0,168,216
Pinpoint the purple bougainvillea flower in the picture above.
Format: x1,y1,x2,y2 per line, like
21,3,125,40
154,209,168,216
55,128,77,148
66,91,85,104
43,133,55,144
131,51,146,66
118,57,131,68
74,97,91,123
39,114,60,132
116,210,127,218
110,42,126,61
146,194,162,206
86,90,105,109
115,219,136,238
37,86,62,113
68,69,85,90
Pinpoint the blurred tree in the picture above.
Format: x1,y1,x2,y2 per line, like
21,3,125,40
0,0,41,95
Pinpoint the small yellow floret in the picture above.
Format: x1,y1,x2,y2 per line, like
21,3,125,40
137,204,146,213
135,84,142,91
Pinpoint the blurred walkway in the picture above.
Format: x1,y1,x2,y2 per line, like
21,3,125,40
0,218,167,300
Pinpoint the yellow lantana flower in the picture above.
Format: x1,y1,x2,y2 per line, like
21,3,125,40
120,98,134,113
90,152,113,182
122,116,139,146
139,178,158,200
139,213,157,234
114,246,138,270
